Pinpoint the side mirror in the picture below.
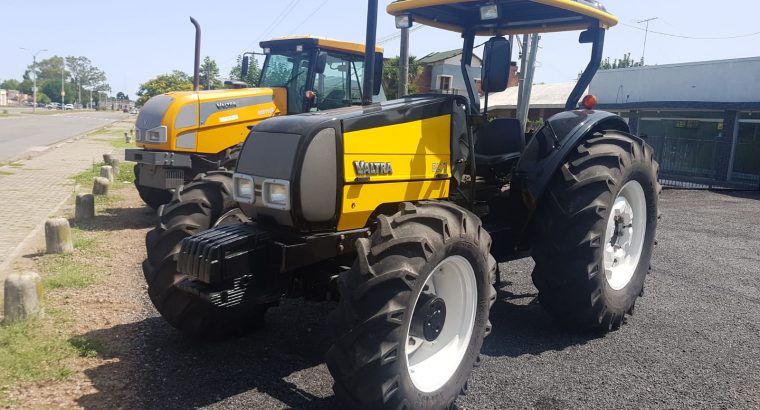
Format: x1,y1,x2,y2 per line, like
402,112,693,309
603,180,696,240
481,37,511,94
373,53,383,95
315,52,328,75
241,55,250,78
579,29,595,44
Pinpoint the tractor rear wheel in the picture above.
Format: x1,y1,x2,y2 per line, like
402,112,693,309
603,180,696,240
143,171,258,338
134,164,173,211
531,131,660,331
326,201,497,409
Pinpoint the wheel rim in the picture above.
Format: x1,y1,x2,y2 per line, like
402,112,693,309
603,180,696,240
405,255,477,393
213,208,249,228
603,180,647,291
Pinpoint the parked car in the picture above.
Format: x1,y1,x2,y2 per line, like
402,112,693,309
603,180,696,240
46,102,60,110
129,108,139,115
64,104,74,110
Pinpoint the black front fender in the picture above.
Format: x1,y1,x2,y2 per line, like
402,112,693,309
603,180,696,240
511,110,629,241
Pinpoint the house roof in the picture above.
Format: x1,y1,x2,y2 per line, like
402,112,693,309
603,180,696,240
418,49,464,64
484,82,582,109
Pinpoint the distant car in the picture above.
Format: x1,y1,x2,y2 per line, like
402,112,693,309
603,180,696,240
64,104,74,110
129,108,139,115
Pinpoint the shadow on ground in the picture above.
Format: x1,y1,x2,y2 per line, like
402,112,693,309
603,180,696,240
73,279,601,409
71,206,155,232
75,300,339,410
482,282,603,357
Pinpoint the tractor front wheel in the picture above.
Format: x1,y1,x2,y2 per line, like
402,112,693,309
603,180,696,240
143,171,259,338
531,131,660,331
326,202,497,409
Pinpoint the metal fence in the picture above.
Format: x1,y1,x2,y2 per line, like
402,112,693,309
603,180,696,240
645,135,760,190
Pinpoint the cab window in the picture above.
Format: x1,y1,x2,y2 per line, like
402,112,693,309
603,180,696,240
260,50,312,114
314,53,365,110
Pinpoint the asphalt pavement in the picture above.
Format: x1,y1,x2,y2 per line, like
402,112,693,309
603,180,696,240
77,189,760,409
0,111,127,162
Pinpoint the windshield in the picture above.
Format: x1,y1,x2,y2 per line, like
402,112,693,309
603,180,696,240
260,49,313,113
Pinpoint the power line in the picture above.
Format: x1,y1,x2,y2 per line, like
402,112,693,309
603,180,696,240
245,0,301,50
377,25,426,45
620,22,760,40
287,0,331,36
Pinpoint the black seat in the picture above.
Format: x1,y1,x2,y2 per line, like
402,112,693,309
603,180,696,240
474,118,523,171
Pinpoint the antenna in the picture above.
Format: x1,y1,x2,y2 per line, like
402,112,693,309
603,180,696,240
636,17,658,63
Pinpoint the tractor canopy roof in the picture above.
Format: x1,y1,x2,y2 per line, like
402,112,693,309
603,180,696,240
261,36,384,56
387,0,617,35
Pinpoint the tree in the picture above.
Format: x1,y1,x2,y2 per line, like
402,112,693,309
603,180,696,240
116,91,126,100
229,55,261,87
600,53,644,70
65,56,108,105
382,56,421,100
199,56,222,90
136,71,193,106
1,79,20,90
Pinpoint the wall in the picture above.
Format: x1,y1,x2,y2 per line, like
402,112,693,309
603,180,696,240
429,63,482,94
591,57,760,105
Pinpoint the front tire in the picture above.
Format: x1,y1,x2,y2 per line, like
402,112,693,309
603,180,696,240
531,131,660,330
326,202,497,409
143,171,258,338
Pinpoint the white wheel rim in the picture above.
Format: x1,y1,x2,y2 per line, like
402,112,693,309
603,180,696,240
405,255,477,393
603,180,647,291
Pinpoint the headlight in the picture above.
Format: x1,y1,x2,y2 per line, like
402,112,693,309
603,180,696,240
233,173,255,204
262,179,290,211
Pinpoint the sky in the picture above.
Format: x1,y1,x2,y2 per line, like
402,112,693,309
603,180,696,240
1,0,759,98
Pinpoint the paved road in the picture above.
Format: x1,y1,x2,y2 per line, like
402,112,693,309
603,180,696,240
76,190,760,409
0,111,128,162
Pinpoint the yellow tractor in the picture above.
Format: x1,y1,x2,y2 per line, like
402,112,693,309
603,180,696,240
127,33,384,209
144,1,660,408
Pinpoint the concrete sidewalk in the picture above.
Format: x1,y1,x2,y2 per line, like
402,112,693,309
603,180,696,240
0,125,128,276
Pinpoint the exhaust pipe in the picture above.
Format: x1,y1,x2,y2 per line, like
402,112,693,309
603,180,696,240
190,16,201,92
362,0,378,106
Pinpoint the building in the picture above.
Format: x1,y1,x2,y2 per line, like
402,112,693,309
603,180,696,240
0,89,7,106
591,57,760,188
483,81,581,126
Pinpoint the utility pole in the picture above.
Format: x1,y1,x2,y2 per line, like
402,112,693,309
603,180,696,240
398,27,409,98
517,33,540,133
61,59,65,106
20,48,47,113
637,17,658,63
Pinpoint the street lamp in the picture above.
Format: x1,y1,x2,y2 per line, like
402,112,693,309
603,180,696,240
19,48,47,113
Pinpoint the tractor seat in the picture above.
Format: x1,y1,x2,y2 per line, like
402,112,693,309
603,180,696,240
474,118,523,170
318,90,347,110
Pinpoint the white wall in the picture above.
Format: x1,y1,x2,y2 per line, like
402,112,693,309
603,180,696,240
590,57,760,105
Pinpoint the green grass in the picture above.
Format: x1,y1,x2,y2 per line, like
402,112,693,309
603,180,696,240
0,170,12,176
0,320,107,400
39,254,97,290
0,321,74,390
71,162,105,186
7,162,23,168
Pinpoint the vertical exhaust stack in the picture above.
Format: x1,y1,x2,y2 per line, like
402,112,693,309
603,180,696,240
190,16,201,92
362,0,378,106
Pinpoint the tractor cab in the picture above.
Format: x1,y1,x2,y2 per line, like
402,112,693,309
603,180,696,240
246,36,385,114
388,0,618,177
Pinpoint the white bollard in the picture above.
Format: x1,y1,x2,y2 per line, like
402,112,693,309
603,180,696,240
3,272,43,324
100,165,114,183
45,218,73,254
93,177,111,195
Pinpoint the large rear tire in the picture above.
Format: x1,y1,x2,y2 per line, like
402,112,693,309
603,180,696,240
530,131,660,331
326,202,497,409
143,171,260,338
134,164,173,211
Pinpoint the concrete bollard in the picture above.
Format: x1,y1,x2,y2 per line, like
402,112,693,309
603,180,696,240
110,158,121,178
75,193,95,221
93,177,111,195
103,153,113,165
3,272,43,325
100,165,114,183
45,218,73,254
